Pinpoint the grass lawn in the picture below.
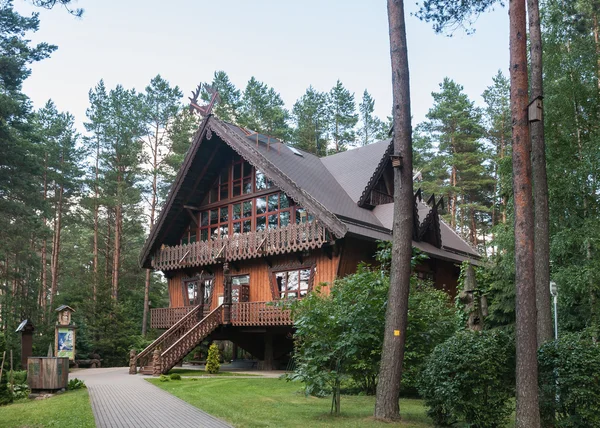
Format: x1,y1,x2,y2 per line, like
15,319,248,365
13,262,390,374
0,389,95,428
168,368,257,377
149,377,432,428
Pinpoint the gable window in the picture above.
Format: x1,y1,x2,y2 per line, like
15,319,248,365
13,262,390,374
232,274,250,303
274,268,312,299
232,157,253,198
256,192,291,231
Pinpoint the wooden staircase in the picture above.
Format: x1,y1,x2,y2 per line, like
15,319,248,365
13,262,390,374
135,304,223,375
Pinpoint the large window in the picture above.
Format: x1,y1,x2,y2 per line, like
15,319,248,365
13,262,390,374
181,155,312,245
274,268,312,299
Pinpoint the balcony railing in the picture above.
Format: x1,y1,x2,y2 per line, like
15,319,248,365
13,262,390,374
150,301,293,329
151,220,327,271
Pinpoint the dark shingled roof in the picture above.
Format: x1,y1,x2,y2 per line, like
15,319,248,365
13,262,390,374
140,116,480,267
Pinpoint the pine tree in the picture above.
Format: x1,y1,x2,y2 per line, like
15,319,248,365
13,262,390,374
140,75,182,336
419,78,491,244
238,77,291,141
327,80,358,152
358,90,387,146
292,86,329,156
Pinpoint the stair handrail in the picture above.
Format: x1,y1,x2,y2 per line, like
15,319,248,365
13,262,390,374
160,304,224,373
135,304,204,367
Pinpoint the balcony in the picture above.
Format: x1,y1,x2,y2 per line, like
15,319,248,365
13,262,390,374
150,302,293,329
151,220,327,271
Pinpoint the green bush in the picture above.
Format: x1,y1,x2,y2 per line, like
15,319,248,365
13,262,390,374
418,330,515,427
0,333,12,406
10,370,26,385
67,378,86,390
169,373,181,381
158,374,170,382
205,343,220,374
538,334,600,427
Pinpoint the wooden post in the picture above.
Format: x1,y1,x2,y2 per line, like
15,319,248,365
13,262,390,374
459,263,484,331
263,331,274,370
129,349,137,375
223,262,232,324
152,349,162,377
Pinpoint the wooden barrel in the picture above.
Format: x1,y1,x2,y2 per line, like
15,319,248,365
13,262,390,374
27,357,69,390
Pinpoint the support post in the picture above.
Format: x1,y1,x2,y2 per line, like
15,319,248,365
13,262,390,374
263,331,274,370
152,349,161,377
129,349,137,375
223,262,232,324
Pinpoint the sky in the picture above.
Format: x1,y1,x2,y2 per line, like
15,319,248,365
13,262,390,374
16,0,510,132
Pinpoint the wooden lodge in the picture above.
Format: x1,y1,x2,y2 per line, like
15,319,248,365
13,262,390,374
133,115,480,374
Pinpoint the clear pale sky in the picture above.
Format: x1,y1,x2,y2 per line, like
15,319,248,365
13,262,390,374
15,0,509,131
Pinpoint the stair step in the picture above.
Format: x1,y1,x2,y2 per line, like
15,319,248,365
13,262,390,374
139,366,154,375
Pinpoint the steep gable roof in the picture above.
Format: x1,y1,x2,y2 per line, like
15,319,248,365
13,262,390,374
140,116,480,269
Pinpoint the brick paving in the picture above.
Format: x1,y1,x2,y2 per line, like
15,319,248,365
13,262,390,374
72,367,232,428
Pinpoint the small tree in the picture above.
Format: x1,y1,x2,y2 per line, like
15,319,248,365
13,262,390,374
205,343,220,374
0,333,12,406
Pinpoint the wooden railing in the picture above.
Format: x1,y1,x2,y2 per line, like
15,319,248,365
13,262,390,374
151,305,210,329
231,301,293,326
136,304,204,370
151,220,327,271
150,302,293,330
160,305,224,373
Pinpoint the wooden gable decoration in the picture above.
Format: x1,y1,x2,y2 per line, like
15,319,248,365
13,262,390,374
418,194,444,249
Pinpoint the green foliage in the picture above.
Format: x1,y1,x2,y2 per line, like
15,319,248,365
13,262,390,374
67,378,86,390
327,80,358,152
415,0,500,35
538,334,600,427
292,86,329,156
170,373,182,381
418,330,515,427
201,70,242,123
0,333,12,406
205,344,220,374
10,370,26,385
238,76,291,141
158,374,170,382
357,90,388,146
291,248,457,412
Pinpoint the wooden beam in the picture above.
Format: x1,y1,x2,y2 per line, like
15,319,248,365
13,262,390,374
186,208,199,227
184,205,201,211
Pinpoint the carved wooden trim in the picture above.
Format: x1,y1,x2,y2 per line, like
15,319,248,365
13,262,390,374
267,259,317,300
358,140,393,208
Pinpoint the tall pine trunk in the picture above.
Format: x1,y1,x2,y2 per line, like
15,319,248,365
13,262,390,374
112,203,121,301
40,153,48,315
527,0,553,346
374,0,414,420
49,183,64,308
510,0,541,425
93,138,100,303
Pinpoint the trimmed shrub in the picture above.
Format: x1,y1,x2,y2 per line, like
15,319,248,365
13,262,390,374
169,373,181,381
538,334,600,427
205,343,220,374
418,330,515,427
158,375,170,382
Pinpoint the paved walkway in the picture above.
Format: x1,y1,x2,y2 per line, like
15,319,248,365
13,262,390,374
72,367,232,428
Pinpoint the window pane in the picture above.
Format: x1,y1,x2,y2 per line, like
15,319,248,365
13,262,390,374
280,194,289,209
243,177,252,194
210,227,218,237
233,182,241,197
201,211,209,227
200,229,208,241
288,271,299,290
233,163,242,180
255,170,267,190
243,220,251,233
220,225,228,236
243,201,252,218
243,161,252,178
232,203,241,220
268,194,278,212
220,207,228,223
210,209,218,224
280,211,290,227
256,216,266,231
209,186,218,203
275,272,286,293
256,197,267,214
233,274,250,286
268,214,278,229
233,222,241,234
220,184,228,200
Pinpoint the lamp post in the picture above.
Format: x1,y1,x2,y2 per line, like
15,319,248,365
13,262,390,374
550,281,558,340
